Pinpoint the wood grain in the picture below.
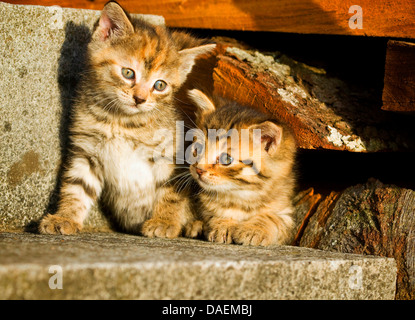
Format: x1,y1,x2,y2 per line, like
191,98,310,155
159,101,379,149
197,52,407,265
6,0,415,38
382,40,415,112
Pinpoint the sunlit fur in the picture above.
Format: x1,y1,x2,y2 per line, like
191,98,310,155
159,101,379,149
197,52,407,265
39,2,214,237
188,90,297,246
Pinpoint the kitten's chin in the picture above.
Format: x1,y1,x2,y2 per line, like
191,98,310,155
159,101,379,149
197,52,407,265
120,103,155,116
197,177,232,193
190,167,232,192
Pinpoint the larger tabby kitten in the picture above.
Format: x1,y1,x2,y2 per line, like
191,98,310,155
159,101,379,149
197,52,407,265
187,90,296,246
39,2,214,237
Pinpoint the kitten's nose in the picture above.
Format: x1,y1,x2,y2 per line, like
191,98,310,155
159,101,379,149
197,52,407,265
133,95,146,105
195,167,206,176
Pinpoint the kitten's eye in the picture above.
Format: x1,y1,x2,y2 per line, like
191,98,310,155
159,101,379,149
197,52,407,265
154,80,167,92
121,68,135,80
219,153,233,166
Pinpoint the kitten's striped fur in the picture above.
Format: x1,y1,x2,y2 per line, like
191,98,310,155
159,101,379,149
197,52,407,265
188,90,297,246
39,2,214,237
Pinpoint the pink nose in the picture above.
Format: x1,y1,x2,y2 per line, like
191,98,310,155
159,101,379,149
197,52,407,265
195,167,206,176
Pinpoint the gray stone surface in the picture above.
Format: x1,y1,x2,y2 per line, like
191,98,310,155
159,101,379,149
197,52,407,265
0,232,397,299
0,3,164,230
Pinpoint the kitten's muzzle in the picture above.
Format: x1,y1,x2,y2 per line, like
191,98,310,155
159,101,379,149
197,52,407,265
195,167,206,177
133,95,146,105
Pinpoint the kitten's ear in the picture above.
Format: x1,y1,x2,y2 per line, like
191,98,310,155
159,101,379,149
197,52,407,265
249,121,283,155
94,1,134,41
178,44,216,83
188,89,216,117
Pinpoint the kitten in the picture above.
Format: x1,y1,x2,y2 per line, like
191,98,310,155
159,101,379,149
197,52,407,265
187,89,296,246
39,2,214,237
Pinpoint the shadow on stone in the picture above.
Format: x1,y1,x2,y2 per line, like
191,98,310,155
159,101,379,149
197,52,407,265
25,22,92,233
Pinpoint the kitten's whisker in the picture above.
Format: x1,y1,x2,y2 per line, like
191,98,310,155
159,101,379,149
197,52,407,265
173,96,192,106
181,177,193,195
161,171,191,187
176,174,193,193
103,98,119,111
174,172,192,188
173,98,200,130
91,95,119,113
175,172,192,185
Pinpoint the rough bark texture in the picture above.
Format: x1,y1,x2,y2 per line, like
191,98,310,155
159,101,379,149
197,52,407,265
209,43,415,152
382,40,415,112
289,188,322,246
296,179,415,300
298,191,341,248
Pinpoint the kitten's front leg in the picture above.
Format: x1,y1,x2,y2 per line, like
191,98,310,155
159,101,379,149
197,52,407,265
39,155,103,235
233,210,293,246
204,216,238,244
183,219,204,239
141,186,194,239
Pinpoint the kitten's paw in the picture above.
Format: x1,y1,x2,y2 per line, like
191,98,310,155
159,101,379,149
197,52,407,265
233,224,275,246
183,220,203,238
205,220,236,244
38,214,82,235
141,218,182,239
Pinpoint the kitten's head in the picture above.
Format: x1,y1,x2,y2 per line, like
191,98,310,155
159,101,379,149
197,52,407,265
187,89,296,194
86,2,215,117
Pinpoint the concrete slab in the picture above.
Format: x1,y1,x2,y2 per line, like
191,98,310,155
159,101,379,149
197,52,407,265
0,2,163,230
0,232,397,299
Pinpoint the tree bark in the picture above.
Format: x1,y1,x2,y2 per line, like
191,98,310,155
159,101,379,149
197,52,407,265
208,42,415,152
296,179,415,300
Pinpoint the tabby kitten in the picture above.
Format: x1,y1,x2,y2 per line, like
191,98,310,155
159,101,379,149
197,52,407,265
187,89,296,246
39,2,214,237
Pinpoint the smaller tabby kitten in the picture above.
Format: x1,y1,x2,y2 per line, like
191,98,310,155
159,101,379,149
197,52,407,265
187,89,297,246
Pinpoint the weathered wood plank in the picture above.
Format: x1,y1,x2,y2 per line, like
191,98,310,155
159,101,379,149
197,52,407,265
382,40,415,112
6,0,415,39
299,179,415,300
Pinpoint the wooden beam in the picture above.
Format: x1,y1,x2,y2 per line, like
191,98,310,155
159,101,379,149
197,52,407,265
6,0,415,39
382,40,415,112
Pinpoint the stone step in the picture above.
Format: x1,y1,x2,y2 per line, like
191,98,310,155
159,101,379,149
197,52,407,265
0,232,397,300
